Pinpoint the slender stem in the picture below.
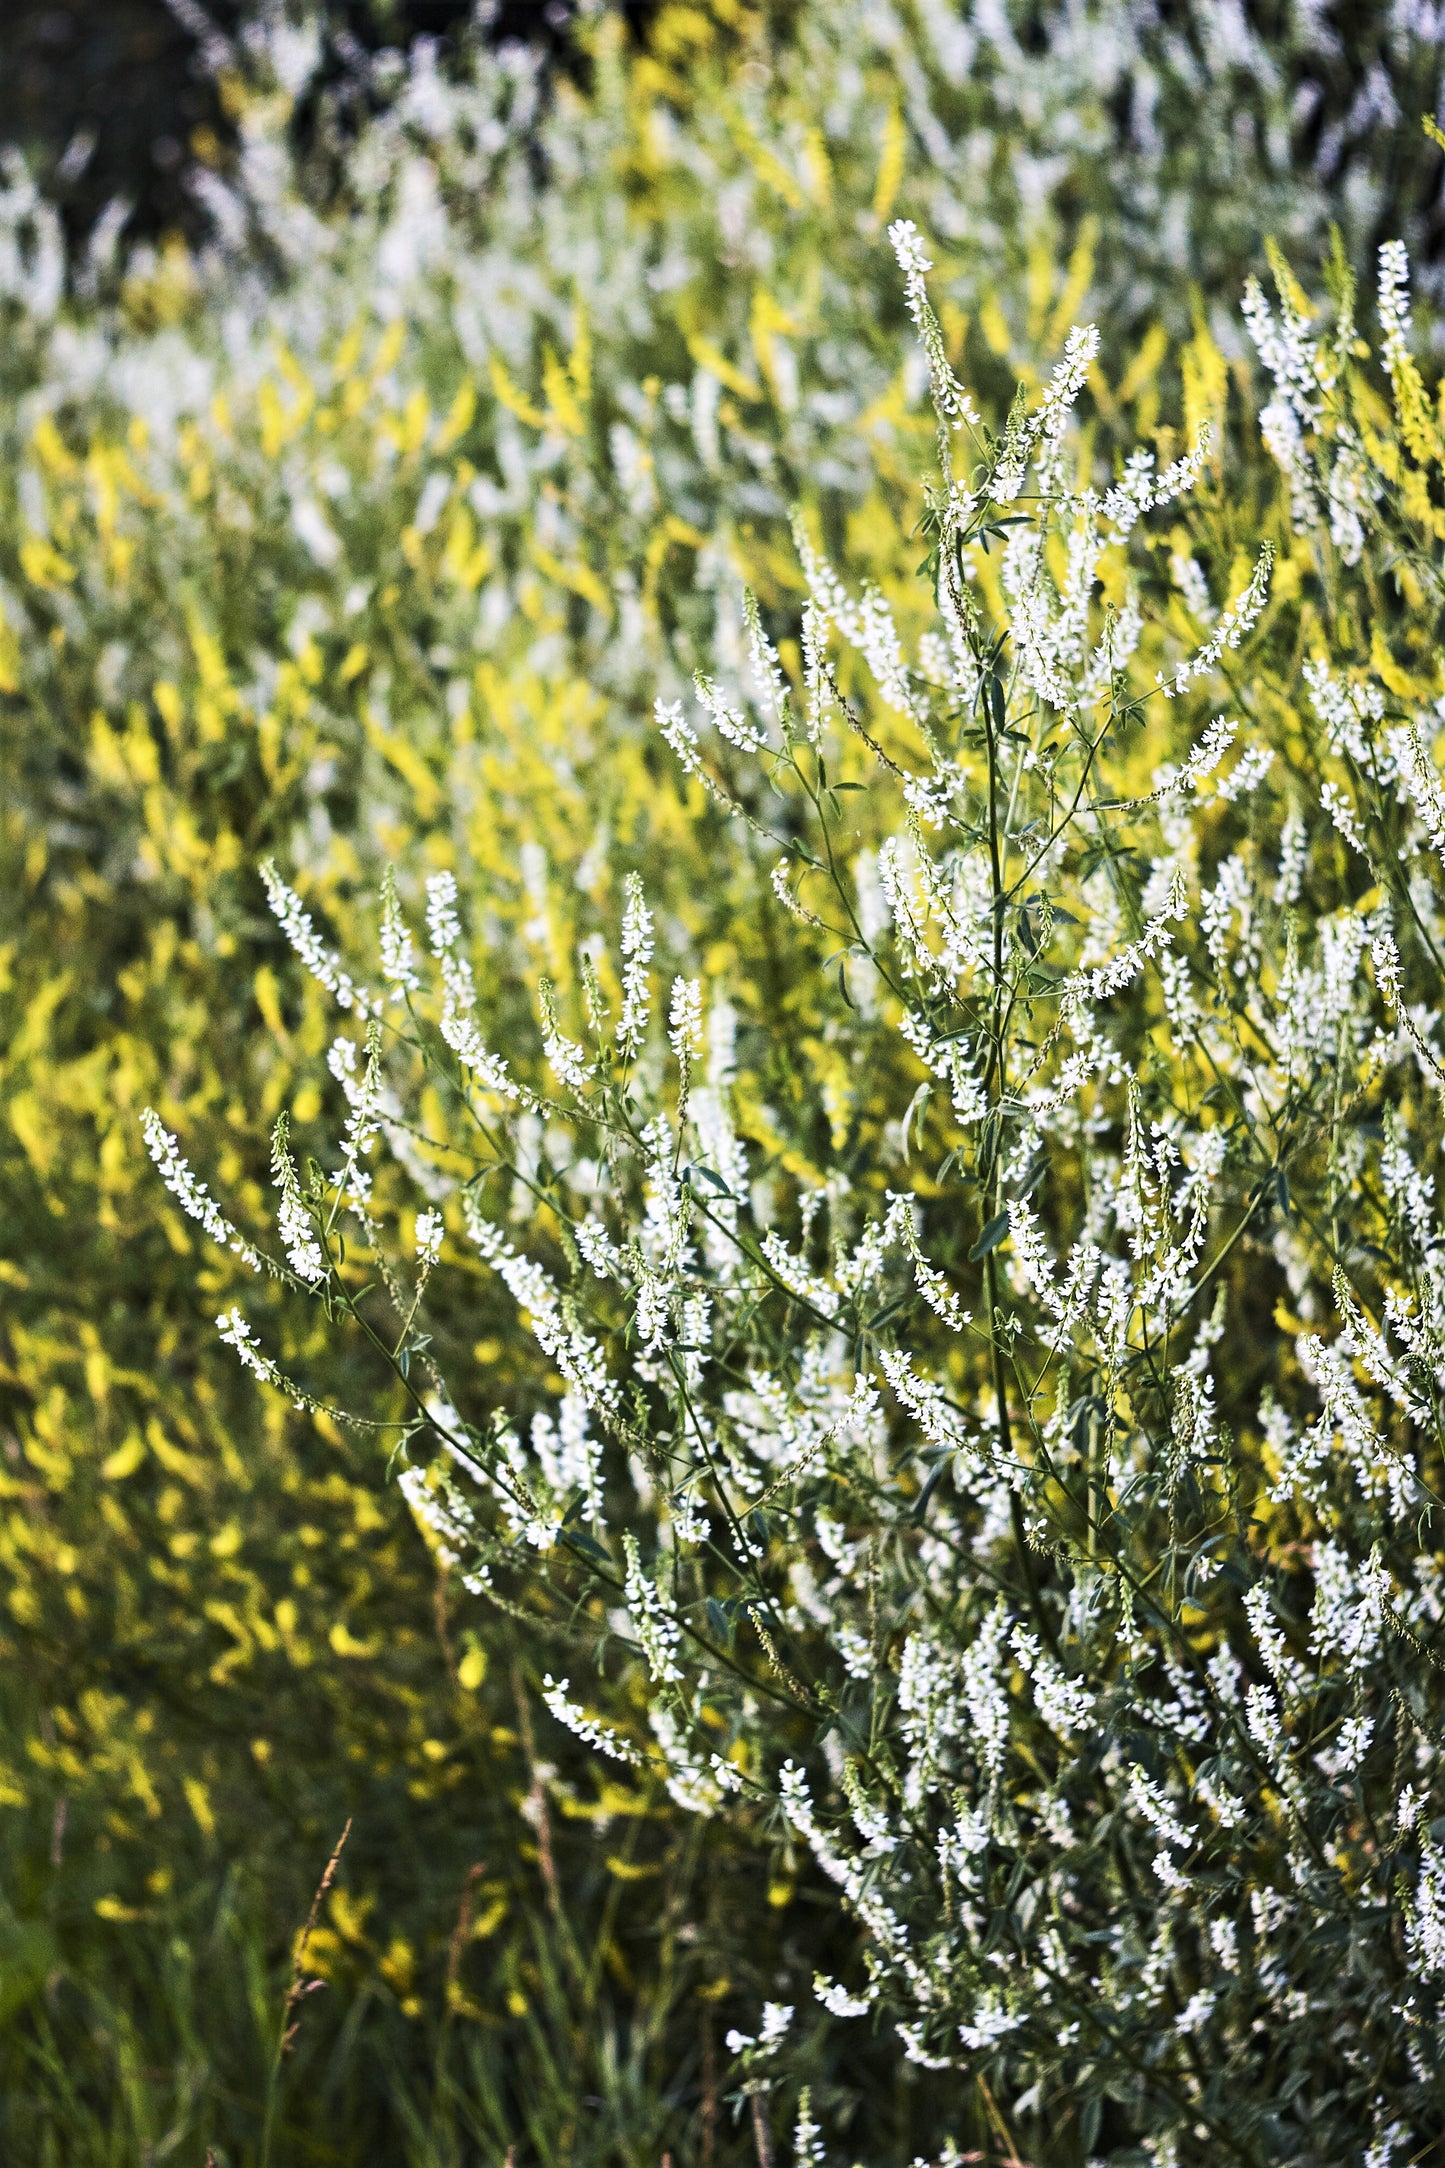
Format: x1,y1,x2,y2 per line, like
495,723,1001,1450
978,662,1061,1659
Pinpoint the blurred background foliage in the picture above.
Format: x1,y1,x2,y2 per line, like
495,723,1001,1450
0,1,1441,2161
0,0,626,257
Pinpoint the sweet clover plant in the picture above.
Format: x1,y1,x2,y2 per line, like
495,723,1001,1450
155,226,1445,2160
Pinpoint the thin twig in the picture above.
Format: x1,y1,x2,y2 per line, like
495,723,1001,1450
280,1818,351,2053
749,2091,776,2168
446,1860,486,2001
700,2001,718,2167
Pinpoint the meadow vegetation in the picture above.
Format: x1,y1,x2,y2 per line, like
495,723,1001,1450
4,5,1445,2162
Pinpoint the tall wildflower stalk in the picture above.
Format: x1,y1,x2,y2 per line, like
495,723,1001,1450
155,230,1445,2162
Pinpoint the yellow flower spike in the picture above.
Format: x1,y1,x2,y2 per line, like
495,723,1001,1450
489,356,549,431
371,318,405,380
726,104,806,211
32,415,77,479
683,331,762,402
568,297,592,402
1046,217,1099,352
332,320,365,380
182,1776,216,1838
542,347,585,436
435,380,477,452
18,537,76,590
872,103,905,226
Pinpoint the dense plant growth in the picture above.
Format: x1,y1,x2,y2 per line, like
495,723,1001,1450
6,2,1445,2161
168,226,1445,2160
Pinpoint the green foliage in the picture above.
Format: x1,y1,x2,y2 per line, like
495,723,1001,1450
3,3,1445,2162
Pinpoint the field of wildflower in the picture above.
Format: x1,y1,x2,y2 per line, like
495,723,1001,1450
6,3,1445,2162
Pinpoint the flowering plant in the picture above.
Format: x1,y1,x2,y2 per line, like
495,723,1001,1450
148,221,1445,2161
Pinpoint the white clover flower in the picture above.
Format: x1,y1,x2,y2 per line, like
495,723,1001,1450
530,1392,603,1526
646,1704,726,1814
541,1676,646,1768
1159,546,1273,698
800,599,831,745
540,984,594,1096
957,1990,1021,2050
758,2001,793,2048
216,1309,301,1407
623,1533,683,1684
379,869,419,996
888,217,980,432
1150,714,1236,800
1216,744,1276,801
1104,429,1211,541
668,974,703,1102
1408,1840,1445,1977
1170,549,1216,623
143,1109,267,1274
574,1217,623,1280
397,1465,461,1569
1378,240,1416,400
1011,1625,1095,1736
743,589,790,726
655,697,707,784
793,2089,827,2168
261,861,377,1017
813,1973,873,2017
1209,1918,1239,1974
616,872,654,1060
1059,867,1187,1011
424,871,523,1102
1322,780,1369,857
693,671,770,756
328,1024,386,1214
1365,2119,1410,2168
1372,928,1402,1007
271,1115,326,1285
893,1196,971,1333
468,1206,621,1424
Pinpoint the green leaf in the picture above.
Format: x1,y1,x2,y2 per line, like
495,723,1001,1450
910,1460,948,1524
566,1529,613,1566
689,1164,735,1197
902,1081,931,1159
969,1209,1010,1260
0,1917,55,2026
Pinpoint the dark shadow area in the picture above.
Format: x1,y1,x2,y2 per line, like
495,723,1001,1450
0,1,662,260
